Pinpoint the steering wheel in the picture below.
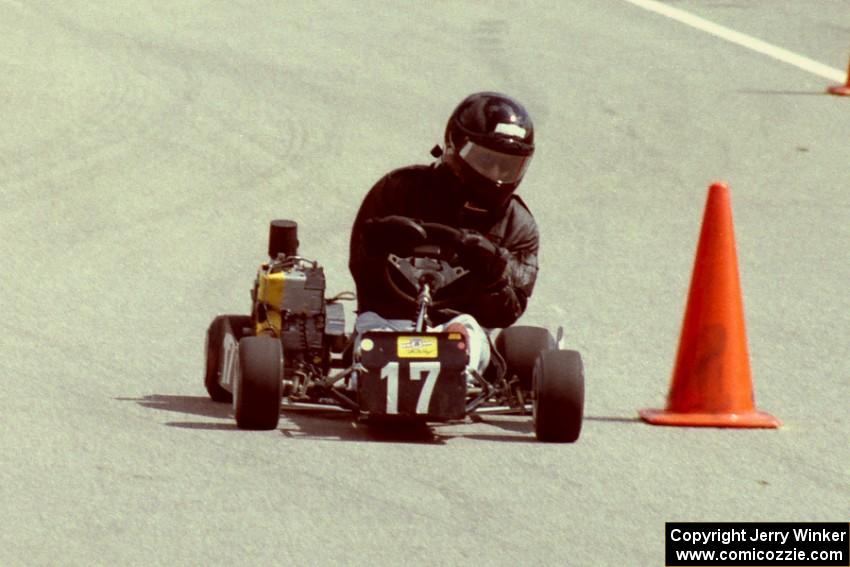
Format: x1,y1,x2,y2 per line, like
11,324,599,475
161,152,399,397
380,220,472,309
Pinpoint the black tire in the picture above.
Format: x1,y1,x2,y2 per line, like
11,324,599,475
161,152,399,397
204,315,252,403
494,326,556,390
234,336,283,430
533,350,584,443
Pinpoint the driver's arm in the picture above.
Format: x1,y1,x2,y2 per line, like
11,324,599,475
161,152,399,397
349,175,396,310
349,170,419,317
465,218,539,329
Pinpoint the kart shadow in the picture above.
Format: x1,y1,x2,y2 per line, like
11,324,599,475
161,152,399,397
739,89,833,96
120,394,545,443
116,394,240,430
117,394,233,420
119,394,453,441
280,409,543,444
583,415,642,424
280,407,448,445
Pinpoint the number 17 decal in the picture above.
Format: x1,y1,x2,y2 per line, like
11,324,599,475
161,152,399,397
412,361,440,414
379,361,441,414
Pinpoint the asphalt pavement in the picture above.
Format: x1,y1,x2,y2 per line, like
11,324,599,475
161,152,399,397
1,1,848,565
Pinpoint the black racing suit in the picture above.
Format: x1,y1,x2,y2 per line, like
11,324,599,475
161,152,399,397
348,163,539,329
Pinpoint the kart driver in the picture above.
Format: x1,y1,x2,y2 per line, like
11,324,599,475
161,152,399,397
348,92,540,378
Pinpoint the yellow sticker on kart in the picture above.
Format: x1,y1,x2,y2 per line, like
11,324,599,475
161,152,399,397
397,336,438,358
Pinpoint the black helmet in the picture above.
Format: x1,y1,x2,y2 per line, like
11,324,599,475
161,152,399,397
442,92,534,211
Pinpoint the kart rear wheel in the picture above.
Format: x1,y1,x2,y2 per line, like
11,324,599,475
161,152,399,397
533,350,584,443
234,336,283,430
205,315,252,403
495,326,556,390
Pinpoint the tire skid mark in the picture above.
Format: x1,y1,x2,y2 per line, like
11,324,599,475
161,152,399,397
0,50,173,190
0,6,170,186
469,18,551,129
1,4,332,219
2,29,324,242
112,36,318,174
1,9,225,189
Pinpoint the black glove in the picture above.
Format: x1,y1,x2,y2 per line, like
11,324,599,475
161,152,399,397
456,230,509,286
363,216,427,255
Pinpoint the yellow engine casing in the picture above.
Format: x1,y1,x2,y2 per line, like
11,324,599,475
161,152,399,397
252,261,325,343
255,265,285,336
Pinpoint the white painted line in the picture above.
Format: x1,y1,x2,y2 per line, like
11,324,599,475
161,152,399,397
622,0,846,83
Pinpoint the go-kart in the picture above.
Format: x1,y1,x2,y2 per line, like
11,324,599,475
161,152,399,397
204,219,584,442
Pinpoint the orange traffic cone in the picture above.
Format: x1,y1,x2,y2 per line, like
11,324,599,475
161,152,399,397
640,183,780,428
827,45,850,96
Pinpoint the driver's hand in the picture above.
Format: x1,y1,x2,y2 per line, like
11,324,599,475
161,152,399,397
457,230,509,286
363,216,427,254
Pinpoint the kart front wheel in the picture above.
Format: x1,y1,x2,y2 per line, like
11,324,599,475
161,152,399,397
234,336,283,430
205,315,252,403
533,350,584,443
495,326,556,391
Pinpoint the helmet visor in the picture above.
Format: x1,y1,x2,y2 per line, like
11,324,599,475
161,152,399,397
458,141,531,186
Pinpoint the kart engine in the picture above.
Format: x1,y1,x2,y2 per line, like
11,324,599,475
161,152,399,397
251,220,346,387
